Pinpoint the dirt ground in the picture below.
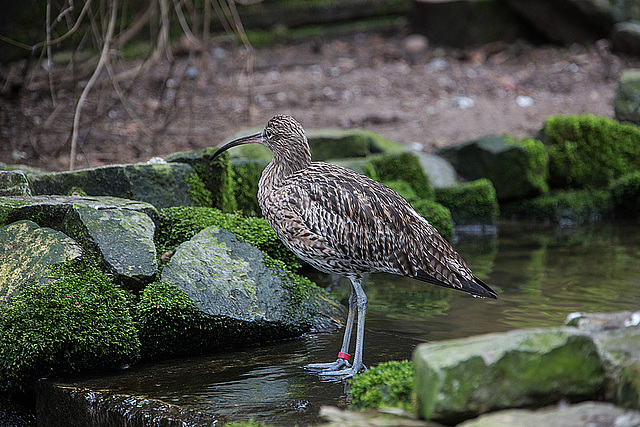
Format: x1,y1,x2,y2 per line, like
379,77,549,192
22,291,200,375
2,28,639,172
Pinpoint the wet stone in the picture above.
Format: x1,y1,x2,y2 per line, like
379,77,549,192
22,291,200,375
0,170,31,196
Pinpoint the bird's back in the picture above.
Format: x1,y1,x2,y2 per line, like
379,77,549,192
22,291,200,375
259,162,496,299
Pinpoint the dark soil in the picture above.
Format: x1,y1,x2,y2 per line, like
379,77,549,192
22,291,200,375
2,28,639,172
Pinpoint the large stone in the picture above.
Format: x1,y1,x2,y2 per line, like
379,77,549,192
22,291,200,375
63,205,157,289
0,220,83,303
612,22,640,55
0,170,31,196
307,128,405,160
615,68,640,125
458,401,640,427
1,195,159,229
417,153,458,189
566,311,640,407
438,135,548,201
413,328,604,423
434,178,499,231
503,0,615,44
161,225,343,339
28,162,201,210
411,0,530,47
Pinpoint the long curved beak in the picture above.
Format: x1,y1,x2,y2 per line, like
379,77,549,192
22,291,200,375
211,132,263,160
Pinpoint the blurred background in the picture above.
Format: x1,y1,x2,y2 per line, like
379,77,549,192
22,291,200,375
0,0,638,172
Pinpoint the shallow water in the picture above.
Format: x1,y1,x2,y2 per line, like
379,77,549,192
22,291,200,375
45,220,640,425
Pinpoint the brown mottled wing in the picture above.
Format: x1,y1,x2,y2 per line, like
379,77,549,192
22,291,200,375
261,162,496,298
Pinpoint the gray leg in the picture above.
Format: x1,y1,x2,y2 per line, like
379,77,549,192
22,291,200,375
319,275,367,379
305,289,355,372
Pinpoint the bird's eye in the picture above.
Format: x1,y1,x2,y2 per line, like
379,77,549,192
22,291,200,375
264,129,273,140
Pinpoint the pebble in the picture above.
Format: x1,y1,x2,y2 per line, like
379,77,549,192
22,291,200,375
452,96,474,109
516,95,534,107
185,66,198,80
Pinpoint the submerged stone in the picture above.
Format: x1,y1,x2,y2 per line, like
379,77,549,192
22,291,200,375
161,225,343,341
0,220,83,303
413,327,604,423
458,401,640,427
63,205,157,289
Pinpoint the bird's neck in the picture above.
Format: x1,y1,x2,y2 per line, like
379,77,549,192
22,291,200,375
262,146,312,189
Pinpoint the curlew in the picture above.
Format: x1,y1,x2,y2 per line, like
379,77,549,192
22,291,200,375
212,115,497,379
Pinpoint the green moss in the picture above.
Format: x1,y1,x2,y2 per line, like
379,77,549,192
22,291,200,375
231,161,266,216
0,259,139,391
157,206,299,271
610,171,640,219
134,282,227,360
540,114,640,189
185,172,213,207
504,135,549,195
435,179,499,227
350,360,414,411
501,189,613,224
366,152,434,200
66,186,88,197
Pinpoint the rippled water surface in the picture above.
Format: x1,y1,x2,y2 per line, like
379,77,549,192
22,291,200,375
54,220,640,425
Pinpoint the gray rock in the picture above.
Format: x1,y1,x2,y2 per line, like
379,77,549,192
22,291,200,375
567,311,640,406
615,68,640,125
438,135,548,201
411,0,528,47
0,170,31,196
28,162,201,210
416,153,458,189
1,195,159,230
612,21,640,54
162,225,343,338
0,220,83,303
504,0,615,44
458,401,640,427
63,205,157,289
413,327,604,423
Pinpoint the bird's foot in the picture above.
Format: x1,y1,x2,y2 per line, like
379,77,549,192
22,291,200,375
304,358,350,373
318,363,367,380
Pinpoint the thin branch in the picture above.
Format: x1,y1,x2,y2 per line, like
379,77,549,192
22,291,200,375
70,0,118,171
104,54,153,137
46,0,57,107
31,0,93,52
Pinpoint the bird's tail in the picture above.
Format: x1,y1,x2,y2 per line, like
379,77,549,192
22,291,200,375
415,270,498,299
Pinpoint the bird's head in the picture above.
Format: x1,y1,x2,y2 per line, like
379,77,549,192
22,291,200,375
212,115,311,166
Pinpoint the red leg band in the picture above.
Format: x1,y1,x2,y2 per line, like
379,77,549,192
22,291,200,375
337,352,351,361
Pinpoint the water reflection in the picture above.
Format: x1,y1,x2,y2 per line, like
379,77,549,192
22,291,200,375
54,220,640,426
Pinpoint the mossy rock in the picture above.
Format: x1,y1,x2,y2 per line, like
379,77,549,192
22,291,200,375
413,328,604,423
157,206,299,271
539,114,640,189
349,360,414,411
28,162,207,210
610,171,640,219
383,180,453,241
437,135,548,201
0,260,140,391
435,179,499,229
366,151,435,200
500,189,613,225
165,148,236,212
614,68,640,125
307,128,405,161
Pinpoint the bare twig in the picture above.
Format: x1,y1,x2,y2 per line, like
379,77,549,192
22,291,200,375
70,0,119,171
46,0,57,107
